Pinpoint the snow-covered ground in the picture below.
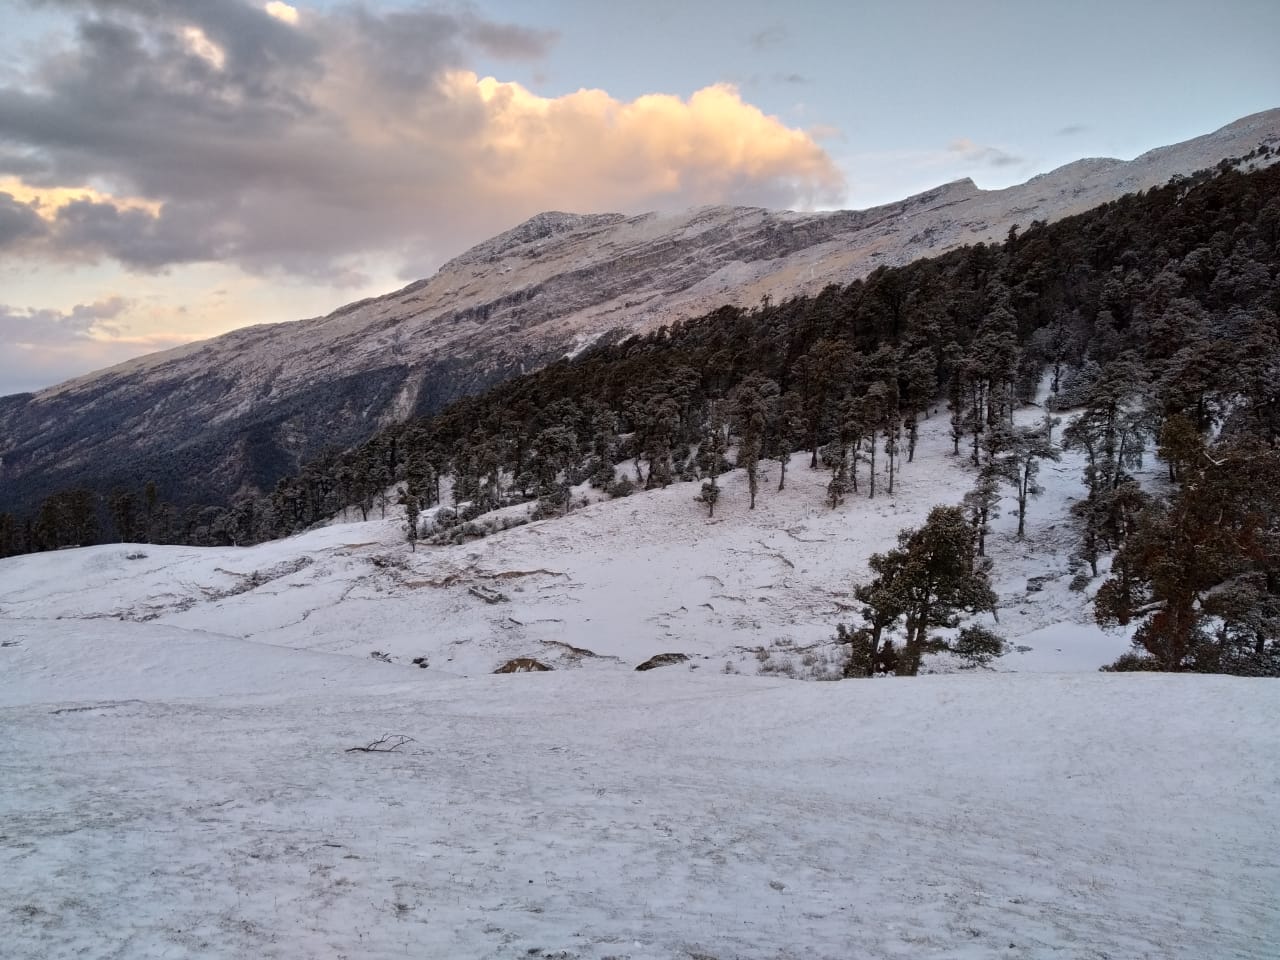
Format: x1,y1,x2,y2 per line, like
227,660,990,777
0,409,1131,679
3,403,1275,958
2,659,1276,959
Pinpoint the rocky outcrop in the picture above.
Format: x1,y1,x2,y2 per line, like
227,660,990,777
1,109,1276,512
635,653,690,672
494,658,553,674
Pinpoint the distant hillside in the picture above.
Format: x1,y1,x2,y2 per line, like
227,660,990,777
1,109,1277,513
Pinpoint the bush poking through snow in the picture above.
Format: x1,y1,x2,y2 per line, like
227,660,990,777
606,475,635,498
951,626,1008,666
494,657,552,673
1101,652,1164,672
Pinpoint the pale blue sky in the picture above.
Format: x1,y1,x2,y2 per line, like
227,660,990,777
470,0,1280,203
0,0,1276,395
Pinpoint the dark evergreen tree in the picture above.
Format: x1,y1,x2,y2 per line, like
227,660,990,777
998,422,1061,539
1096,420,1280,674
730,373,778,510
846,506,997,676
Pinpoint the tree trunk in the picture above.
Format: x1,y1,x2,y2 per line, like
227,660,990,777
868,432,877,499
1017,461,1030,538
887,427,896,496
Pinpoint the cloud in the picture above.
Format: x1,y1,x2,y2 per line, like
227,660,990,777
0,296,130,346
264,1,297,25
748,23,789,51
947,137,1024,168
0,193,49,249
0,295,200,395
1,1,841,281
1057,123,1089,136
0,330,193,396
459,15,558,60
49,198,233,269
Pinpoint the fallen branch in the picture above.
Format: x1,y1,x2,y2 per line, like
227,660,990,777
468,585,509,604
345,734,415,753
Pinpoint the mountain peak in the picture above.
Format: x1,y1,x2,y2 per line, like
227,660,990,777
443,210,629,270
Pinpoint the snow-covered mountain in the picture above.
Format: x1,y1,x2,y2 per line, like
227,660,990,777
2,109,1277,510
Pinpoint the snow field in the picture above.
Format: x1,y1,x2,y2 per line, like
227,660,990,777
1,668,1275,959
3,397,1273,958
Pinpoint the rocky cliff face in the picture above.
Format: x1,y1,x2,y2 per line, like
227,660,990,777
2,109,1277,511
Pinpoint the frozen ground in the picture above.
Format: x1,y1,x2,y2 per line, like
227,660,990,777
1,657,1276,960
4,403,1276,958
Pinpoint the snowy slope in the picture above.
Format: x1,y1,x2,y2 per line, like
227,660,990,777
0,406,1132,678
2,398,1277,958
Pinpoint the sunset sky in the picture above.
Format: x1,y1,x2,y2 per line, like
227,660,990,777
1,0,1277,395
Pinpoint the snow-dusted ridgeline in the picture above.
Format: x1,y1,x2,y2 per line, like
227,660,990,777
2,109,1277,511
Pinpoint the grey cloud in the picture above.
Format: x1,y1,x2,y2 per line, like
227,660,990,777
51,199,231,269
32,0,320,76
459,15,558,60
0,294,183,396
948,138,1024,169
749,23,788,51
0,193,49,249
983,150,1023,168
0,11,317,194
0,296,130,345
1057,123,1089,136
1,1,483,269
0,151,52,178
332,6,494,96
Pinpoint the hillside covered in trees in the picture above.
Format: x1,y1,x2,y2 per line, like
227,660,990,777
4,159,1278,674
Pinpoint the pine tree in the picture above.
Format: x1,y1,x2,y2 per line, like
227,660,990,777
962,469,1002,559
1062,357,1150,572
731,374,778,509
532,424,579,515
1000,423,1061,539
846,507,997,676
400,487,421,552
860,383,888,499
1096,423,1279,673
696,404,729,517
109,489,139,542
774,391,804,492
697,478,721,517
821,441,848,509
143,481,159,543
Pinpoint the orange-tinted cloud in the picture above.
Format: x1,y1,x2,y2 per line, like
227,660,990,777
0,2,845,279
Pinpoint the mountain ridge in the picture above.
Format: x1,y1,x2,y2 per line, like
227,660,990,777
2,108,1277,511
